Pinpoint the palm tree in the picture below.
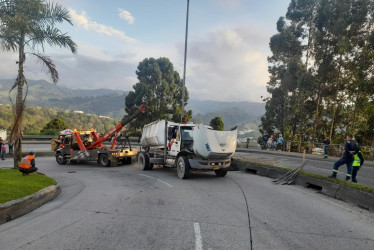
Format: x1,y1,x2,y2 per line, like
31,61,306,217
0,0,77,168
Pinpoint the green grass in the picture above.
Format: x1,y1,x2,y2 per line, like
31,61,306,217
237,159,374,195
0,169,57,204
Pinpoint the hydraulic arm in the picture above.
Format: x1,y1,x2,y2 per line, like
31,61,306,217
86,105,145,150
72,105,145,151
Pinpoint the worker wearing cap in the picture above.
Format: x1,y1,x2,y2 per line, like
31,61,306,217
18,152,38,176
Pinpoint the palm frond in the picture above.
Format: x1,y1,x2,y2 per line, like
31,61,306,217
30,52,58,83
28,26,77,53
43,2,73,26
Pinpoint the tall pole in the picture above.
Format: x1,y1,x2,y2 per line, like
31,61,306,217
181,0,190,122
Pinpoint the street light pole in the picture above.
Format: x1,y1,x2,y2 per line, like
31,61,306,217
181,0,190,122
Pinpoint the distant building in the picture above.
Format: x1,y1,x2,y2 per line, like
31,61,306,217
73,110,84,114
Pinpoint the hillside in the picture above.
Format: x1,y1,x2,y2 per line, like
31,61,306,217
187,100,265,140
190,107,258,128
0,79,266,137
186,99,265,118
0,104,118,134
0,79,127,118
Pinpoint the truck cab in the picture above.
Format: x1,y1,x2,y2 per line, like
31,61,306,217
168,124,194,155
138,120,237,179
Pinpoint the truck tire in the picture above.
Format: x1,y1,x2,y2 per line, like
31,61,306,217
215,168,228,177
98,153,110,167
138,152,153,170
56,153,67,165
228,158,238,171
177,156,191,179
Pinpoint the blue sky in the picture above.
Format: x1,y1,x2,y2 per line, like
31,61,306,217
0,0,290,102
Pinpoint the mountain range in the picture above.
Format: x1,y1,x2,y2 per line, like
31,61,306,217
0,79,265,136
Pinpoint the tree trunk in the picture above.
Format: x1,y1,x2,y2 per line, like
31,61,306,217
12,39,26,168
329,103,337,141
351,93,360,133
311,90,322,149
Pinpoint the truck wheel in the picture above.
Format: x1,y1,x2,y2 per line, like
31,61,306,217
215,169,228,177
98,154,110,167
56,153,67,165
228,158,238,171
177,156,191,179
138,152,153,170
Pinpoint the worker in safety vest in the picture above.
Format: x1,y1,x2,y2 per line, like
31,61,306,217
329,135,357,181
18,152,38,176
351,148,364,183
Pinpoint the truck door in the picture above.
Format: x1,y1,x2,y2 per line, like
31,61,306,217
180,127,193,151
168,126,180,156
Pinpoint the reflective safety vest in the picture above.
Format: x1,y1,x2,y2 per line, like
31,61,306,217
19,155,35,169
352,152,362,167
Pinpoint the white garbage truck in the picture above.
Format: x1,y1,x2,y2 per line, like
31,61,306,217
138,120,237,179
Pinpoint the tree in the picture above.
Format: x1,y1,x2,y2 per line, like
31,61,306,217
263,0,374,147
125,57,192,130
210,117,224,131
41,118,67,135
0,0,77,167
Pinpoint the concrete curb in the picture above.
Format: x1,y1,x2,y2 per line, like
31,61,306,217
240,163,374,212
0,184,61,224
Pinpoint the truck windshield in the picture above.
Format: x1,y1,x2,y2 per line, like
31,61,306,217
181,127,193,141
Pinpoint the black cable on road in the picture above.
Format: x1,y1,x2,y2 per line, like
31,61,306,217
228,176,253,250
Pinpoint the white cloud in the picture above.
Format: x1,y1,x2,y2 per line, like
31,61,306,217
0,52,18,80
0,22,271,103
183,27,270,102
68,8,136,43
118,9,135,24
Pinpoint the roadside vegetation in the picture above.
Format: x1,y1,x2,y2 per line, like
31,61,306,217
0,0,77,168
237,159,374,195
0,169,57,204
125,57,192,131
262,0,374,146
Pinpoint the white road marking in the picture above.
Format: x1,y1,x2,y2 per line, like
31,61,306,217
156,179,173,188
194,222,203,250
139,173,156,180
138,174,173,187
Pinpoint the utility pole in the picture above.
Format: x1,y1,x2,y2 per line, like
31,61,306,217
181,0,190,122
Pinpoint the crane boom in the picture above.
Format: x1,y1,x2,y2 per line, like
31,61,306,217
86,105,145,150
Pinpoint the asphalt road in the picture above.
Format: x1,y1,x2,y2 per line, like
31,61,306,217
1,157,374,250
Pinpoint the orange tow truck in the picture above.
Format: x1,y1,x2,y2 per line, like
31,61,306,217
51,105,145,167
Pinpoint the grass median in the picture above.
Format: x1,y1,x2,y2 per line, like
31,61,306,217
0,169,57,204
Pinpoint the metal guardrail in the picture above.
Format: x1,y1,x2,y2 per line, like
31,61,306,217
22,135,140,142
19,136,374,160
